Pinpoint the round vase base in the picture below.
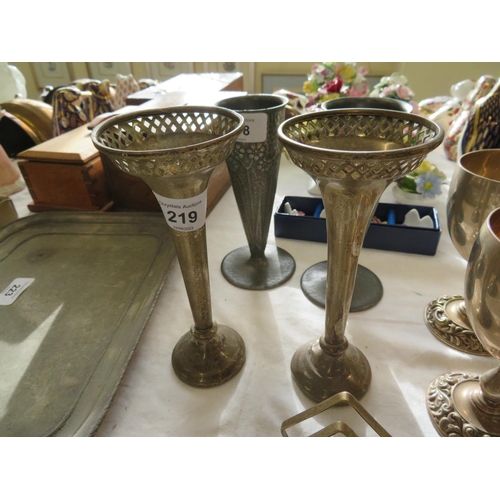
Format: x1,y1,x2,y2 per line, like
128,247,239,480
291,339,372,403
221,245,296,290
172,323,246,387
300,261,383,312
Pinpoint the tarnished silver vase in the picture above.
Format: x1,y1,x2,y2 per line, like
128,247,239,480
217,94,295,290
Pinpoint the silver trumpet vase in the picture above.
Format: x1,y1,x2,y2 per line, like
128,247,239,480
279,109,443,402
91,106,246,387
300,97,413,312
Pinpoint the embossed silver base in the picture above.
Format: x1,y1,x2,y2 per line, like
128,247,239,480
424,295,489,356
221,245,296,290
300,261,383,311
427,372,500,437
171,323,246,388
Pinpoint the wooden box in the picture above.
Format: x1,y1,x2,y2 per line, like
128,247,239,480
100,154,231,216
17,126,112,213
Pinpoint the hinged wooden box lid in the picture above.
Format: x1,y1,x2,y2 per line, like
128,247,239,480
17,125,98,164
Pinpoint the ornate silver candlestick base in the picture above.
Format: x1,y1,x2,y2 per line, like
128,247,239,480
279,109,443,403
427,372,497,437
424,295,487,355
301,262,383,311
427,207,500,436
424,149,500,356
217,94,295,291
92,106,246,387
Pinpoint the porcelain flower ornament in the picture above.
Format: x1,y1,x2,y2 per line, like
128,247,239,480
303,62,369,108
396,160,447,199
370,72,417,110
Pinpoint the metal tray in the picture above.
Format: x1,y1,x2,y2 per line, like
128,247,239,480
0,212,176,436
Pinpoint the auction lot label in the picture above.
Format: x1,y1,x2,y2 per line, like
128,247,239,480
154,190,207,232
237,113,267,143
0,278,35,306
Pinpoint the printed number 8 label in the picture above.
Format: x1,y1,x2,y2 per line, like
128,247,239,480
237,113,268,143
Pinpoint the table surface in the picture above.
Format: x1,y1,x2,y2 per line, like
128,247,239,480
8,145,498,437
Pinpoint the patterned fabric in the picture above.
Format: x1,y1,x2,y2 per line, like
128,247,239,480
52,86,89,136
77,80,114,119
461,80,500,155
113,74,140,109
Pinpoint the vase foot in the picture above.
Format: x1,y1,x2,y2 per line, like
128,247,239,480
424,295,490,356
426,372,500,437
291,339,372,403
221,245,296,290
171,323,246,387
300,261,383,312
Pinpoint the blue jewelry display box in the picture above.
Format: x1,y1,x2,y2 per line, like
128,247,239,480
274,196,442,256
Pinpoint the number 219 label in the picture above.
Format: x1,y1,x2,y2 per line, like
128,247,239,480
154,190,207,232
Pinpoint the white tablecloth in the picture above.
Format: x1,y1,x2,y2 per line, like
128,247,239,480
9,146,498,437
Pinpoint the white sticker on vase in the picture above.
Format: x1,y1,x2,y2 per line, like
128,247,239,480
0,278,35,306
237,113,268,143
154,190,207,232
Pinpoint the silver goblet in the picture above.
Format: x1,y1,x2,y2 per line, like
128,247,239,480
424,149,500,355
91,106,246,387
217,94,296,290
427,207,500,436
279,109,443,402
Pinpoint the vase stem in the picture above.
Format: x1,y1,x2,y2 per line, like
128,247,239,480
144,174,214,333
319,178,390,346
171,227,213,332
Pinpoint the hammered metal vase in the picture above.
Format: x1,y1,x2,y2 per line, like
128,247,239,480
279,109,443,402
217,94,295,290
427,207,500,436
91,106,246,387
424,149,500,355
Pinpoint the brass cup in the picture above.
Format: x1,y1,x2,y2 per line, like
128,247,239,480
427,207,500,436
279,109,443,402
91,106,246,387
424,149,500,355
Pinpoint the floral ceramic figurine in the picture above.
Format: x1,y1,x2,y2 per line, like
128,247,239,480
392,160,447,205
302,62,369,109
370,73,418,112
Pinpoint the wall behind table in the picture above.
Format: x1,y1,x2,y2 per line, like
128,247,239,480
7,62,500,102
398,62,500,101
